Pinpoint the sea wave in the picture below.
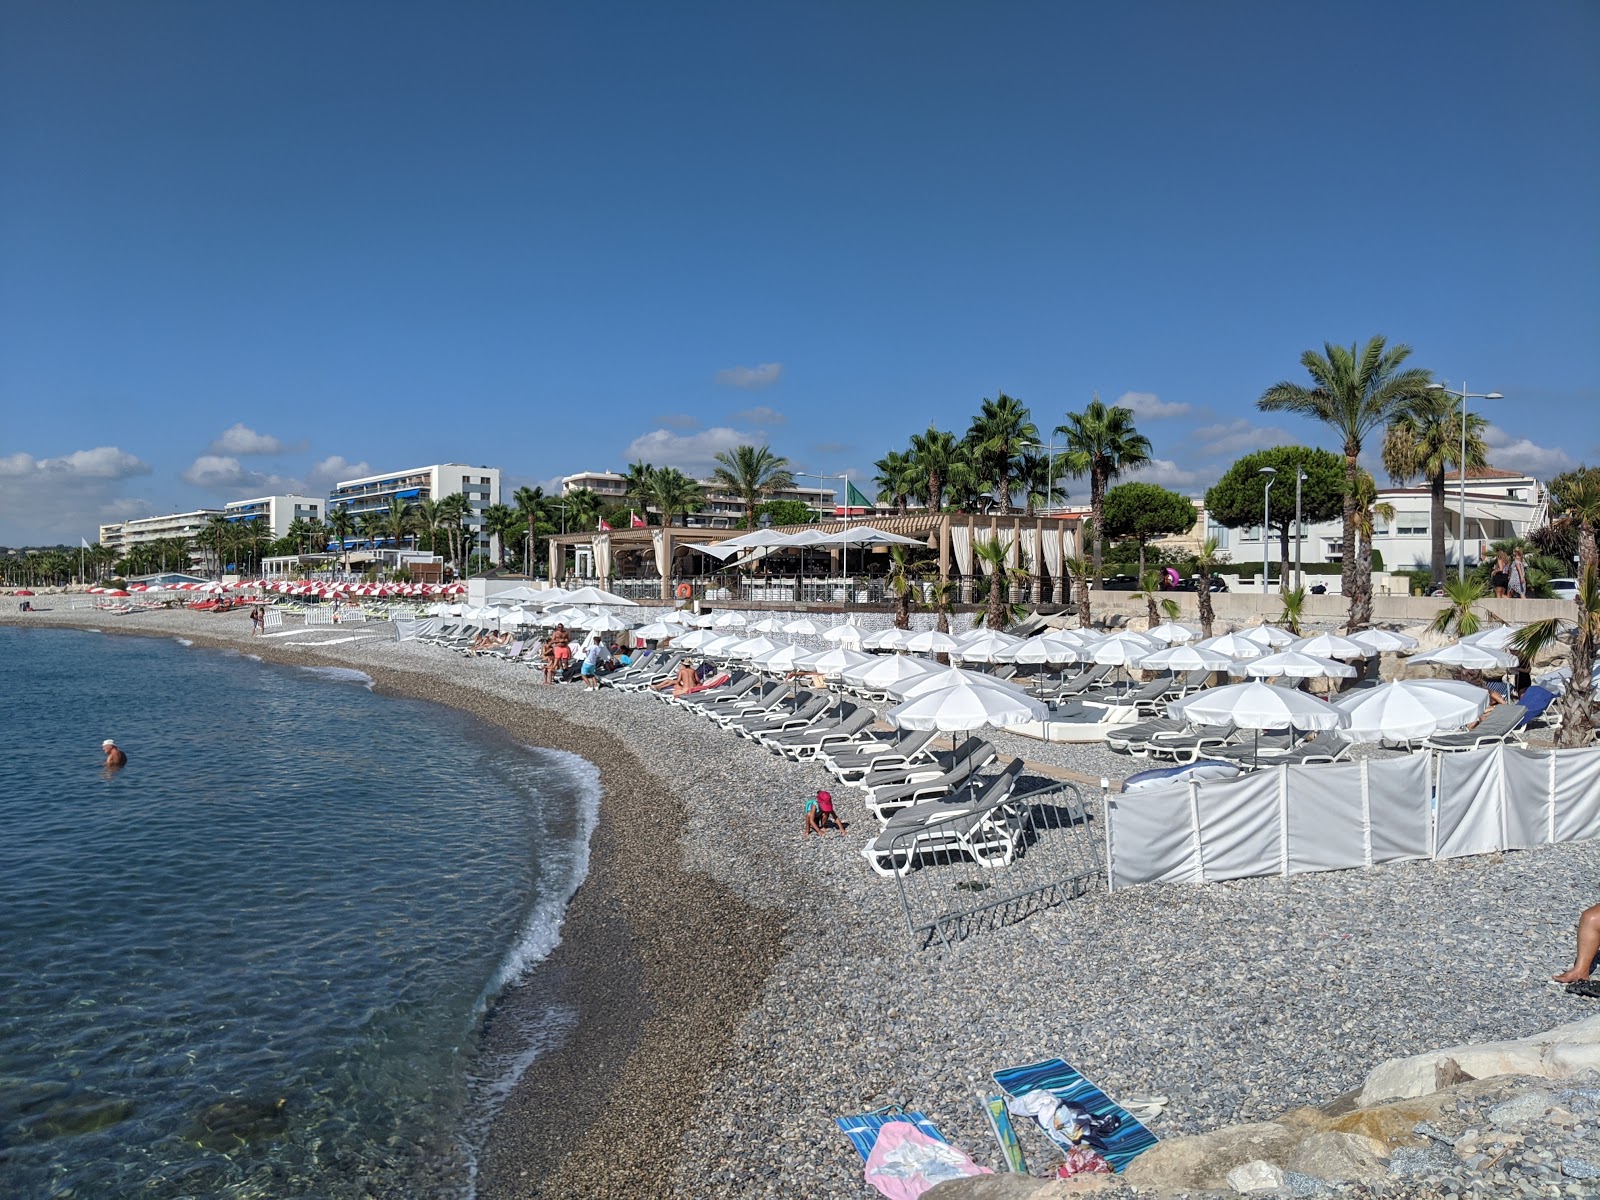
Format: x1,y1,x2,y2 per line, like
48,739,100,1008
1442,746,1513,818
294,665,376,690
173,637,193,646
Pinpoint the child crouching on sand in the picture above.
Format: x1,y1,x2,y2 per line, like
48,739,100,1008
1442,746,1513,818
804,789,846,837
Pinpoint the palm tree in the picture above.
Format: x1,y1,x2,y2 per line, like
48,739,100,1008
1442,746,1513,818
1016,450,1065,517
1193,536,1222,638
908,426,962,512
885,546,916,629
413,499,445,558
381,497,414,552
972,536,1019,630
437,493,471,574
482,503,519,567
326,507,355,575
1057,394,1152,588
964,393,1037,514
710,445,794,529
1279,586,1308,636
622,461,657,523
1064,552,1093,629
1382,392,1488,585
1429,577,1491,638
512,486,548,572
1511,568,1600,746
1258,336,1432,629
646,469,702,528
202,514,231,579
923,574,954,638
872,450,919,515
1347,469,1397,630
1547,469,1600,580
562,487,603,533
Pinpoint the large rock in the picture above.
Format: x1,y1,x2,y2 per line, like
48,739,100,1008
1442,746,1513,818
1360,1014,1600,1105
1279,1094,1446,1151
1120,1122,1300,1192
924,1176,1049,1200
1225,1159,1285,1192
1284,1130,1389,1184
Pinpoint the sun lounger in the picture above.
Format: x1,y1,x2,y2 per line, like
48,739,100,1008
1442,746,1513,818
990,1058,1159,1174
1105,717,1187,755
709,684,798,728
671,673,756,709
823,730,938,780
852,735,992,794
1422,702,1529,753
863,742,1000,820
860,758,1026,872
1140,724,1235,764
835,1106,991,1196
733,694,832,738
760,707,876,758
617,652,687,691
1053,664,1112,700
1201,732,1296,764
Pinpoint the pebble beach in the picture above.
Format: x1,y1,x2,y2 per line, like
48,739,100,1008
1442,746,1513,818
7,600,1599,1199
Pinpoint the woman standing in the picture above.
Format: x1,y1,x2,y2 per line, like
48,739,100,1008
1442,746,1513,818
1508,548,1529,599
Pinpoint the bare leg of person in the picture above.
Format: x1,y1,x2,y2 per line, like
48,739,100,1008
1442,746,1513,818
1554,904,1600,983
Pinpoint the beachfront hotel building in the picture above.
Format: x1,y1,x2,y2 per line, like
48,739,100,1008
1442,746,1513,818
99,508,224,554
560,470,837,528
327,463,502,558
222,494,323,540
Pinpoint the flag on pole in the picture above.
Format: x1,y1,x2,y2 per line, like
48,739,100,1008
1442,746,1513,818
81,536,91,549
597,516,613,531
835,480,873,516
630,510,647,528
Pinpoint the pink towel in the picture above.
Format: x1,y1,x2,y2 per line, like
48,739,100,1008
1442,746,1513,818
862,1120,990,1199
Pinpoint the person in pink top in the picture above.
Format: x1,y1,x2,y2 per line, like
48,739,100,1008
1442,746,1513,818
804,788,847,837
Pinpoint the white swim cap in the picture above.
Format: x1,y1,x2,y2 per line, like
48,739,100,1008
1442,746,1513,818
102,739,115,747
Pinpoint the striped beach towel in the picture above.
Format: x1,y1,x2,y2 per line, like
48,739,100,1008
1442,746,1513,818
835,1107,990,1199
991,1058,1159,1173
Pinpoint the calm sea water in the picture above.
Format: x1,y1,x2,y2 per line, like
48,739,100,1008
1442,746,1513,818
0,626,598,1199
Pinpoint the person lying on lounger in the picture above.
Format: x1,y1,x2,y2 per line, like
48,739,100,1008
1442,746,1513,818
1554,903,1600,986
804,789,847,837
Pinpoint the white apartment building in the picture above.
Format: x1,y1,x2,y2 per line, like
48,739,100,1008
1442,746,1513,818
100,508,224,553
328,463,502,558
560,470,836,528
223,494,323,540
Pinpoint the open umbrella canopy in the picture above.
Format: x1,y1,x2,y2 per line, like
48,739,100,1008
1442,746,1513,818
904,628,960,654
1347,628,1420,654
1132,644,1236,673
885,677,1048,732
697,633,746,656
951,629,1023,662
1462,625,1528,652
560,586,639,607
1534,664,1600,696
890,663,1030,700
633,620,678,641
1331,678,1489,742
821,620,862,647
725,634,782,660
1288,633,1370,660
843,653,940,690
1089,631,1159,666
783,617,824,637
544,606,592,627
585,610,637,633
754,643,816,672
711,611,748,629
870,626,920,651
1240,624,1296,648
1169,681,1345,731
1408,642,1517,671
750,616,787,633
806,646,873,677
1241,651,1357,679
1145,622,1200,645
996,636,1082,665
1198,632,1270,660
682,611,717,628
675,627,718,650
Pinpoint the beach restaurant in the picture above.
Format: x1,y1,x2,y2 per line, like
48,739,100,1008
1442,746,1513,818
545,511,1082,608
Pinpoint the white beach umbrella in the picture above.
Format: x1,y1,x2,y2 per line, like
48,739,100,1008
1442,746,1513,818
872,626,920,651
784,617,825,637
1462,625,1528,652
1090,631,1159,666
1331,679,1489,742
501,606,533,626
545,606,591,627
843,653,940,690
859,627,899,650
1169,681,1345,732
1408,642,1517,671
951,629,1023,662
712,611,748,629
751,616,787,633
1198,632,1270,660
585,610,638,633
634,620,678,641
533,586,575,607
996,637,1081,665
660,608,689,624
561,585,639,607
683,611,717,628
697,633,746,657
1533,665,1600,696
806,646,873,677
1289,633,1370,661
675,627,717,650
1346,628,1420,654
885,677,1048,733
725,634,782,660
1132,644,1237,673
1145,622,1200,645
890,664,1030,700
1241,651,1357,680
1240,624,1295,648
904,628,960,654
754,643,817,672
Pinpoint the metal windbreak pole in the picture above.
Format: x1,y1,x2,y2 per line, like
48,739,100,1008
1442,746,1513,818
1258,467,1277,594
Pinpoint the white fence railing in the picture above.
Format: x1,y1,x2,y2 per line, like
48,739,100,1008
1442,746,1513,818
1106,745,1600,890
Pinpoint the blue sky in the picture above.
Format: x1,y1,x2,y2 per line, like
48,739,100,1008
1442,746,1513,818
2,1,1597,544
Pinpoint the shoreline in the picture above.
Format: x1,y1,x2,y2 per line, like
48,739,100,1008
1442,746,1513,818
1,609,788,1197
9,604,1600,1198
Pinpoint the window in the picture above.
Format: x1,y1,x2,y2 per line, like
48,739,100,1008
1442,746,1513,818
1396,512,1428,536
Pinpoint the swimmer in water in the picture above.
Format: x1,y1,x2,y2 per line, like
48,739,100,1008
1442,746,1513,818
102,738,127,769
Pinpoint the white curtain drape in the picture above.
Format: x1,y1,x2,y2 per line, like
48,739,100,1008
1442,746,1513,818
950,523,973,576
1043,524,1064,578
651,529,668,577
593,533,612,582
1020,527,1040,575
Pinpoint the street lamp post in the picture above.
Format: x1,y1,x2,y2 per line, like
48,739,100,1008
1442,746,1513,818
1020,439,1066,515
1294,468,1308,591
1426,381,1504,583
1259,467,1278,595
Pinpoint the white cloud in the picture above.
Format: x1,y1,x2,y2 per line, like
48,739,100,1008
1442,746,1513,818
306,456,372,491
0,445,154,544
623,426,752,476
1123,458,1211,492
715,362,783,389
180,454,294,493
1191,419,1294,459
207,423,301,456
731,405,786,426
1117,391,1191,419
1483,425,1576,478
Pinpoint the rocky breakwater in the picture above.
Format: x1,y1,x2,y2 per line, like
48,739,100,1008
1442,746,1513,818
926,1013,1600,1198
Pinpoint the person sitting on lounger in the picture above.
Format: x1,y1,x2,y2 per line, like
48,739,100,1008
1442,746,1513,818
804,788,847,837
1554,903,1600,985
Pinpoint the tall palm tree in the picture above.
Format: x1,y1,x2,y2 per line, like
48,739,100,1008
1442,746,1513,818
1016,450,1065,517
1064,552,1093,629
1344,468,1399,630
1193,536,1222,638
622,461,657,523
482,503,519,567
512,486,548,572
1382,392,1488,586
872,450,919,515
326,507,355,575
711,445,794,528
562,488,603,532
1512,568,1600,746
202,514,231,579
908,426,961,512
645,468,702,528
437,493,471,574
1057,394,1152,588
413,498,445,557
381,497,414,552
964,393,1037,514
972,536,1018,630
1258,336,1432,630
1547,469,1600,580
885,546,916,629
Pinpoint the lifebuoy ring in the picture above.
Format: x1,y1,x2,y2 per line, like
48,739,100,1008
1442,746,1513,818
675,583,692,599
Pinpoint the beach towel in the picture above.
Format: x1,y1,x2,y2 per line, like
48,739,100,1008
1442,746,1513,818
836,1107,990,1199
992,1058,1158,1173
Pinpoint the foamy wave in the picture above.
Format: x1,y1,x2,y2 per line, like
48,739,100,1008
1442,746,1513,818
483,749,601,1000
294,665,376,690
173,637,193,647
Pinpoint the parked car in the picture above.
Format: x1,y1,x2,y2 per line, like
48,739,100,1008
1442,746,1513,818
1102,574,1140,591
1549,578,1580,601
1177,575,1228,593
